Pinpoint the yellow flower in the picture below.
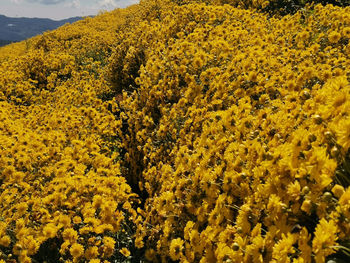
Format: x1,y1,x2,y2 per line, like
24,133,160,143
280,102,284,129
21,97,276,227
312,218,338,263
272,233,296,262
299,30,310,41
62,228,78,244
298,227,311,263
333,92,347,108
169,238,184,261
70,243,84,258
184,221,195,241
216,242,235,262
192,56,204,69
85,246,99,260
103,236,115,258
342,27,350,38
59,214,71,227
328,31,341,44
336,118,350,152
42,224,58,239
72,216,82,224
92,195,103,209
119,247,131,257
287,181,301,200
339,187,350,206
16,202,28,215
135,236,144,248
23,235,39,256
248,71,258,82
321,69,332,81
261,1,269,9
0,235,11,247
60,241,70,254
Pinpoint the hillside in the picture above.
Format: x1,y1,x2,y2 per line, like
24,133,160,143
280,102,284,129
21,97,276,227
0,0,350,263
0,15,84,46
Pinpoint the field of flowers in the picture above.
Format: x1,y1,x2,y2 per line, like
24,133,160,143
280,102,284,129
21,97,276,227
0,0,350,262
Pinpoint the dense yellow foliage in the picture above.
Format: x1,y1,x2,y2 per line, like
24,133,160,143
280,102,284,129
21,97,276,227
1,0,350,262
0,7,142,263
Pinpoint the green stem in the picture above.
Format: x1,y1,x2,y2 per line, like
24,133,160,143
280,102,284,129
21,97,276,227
330,245,350,257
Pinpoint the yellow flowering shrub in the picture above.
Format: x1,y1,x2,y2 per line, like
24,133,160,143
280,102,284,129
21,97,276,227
0,0,350,262
0,6,142,263
171,0,349,16
114,1,350,262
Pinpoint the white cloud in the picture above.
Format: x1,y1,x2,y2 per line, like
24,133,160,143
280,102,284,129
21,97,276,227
10,0,23,4
26,0,67,5
65,0,80,8
98,0,118,9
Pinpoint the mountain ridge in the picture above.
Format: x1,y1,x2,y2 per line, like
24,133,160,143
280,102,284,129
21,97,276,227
0,14,85,46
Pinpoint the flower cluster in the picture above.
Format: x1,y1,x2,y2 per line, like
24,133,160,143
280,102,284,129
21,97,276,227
0,8,142,263
115,1,350,262
0,0,350,262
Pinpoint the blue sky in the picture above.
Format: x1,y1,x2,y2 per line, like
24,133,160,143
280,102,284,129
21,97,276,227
1,0,139,20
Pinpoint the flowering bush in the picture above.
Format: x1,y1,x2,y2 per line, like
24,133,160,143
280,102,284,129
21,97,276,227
0,0,350,262
115,1,350,262
0,8,143,263
172,0,350,15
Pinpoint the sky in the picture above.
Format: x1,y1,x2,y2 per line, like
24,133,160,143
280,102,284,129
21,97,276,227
1,0,140,20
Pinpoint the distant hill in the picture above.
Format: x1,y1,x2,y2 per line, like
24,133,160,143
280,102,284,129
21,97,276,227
0,15,84,46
